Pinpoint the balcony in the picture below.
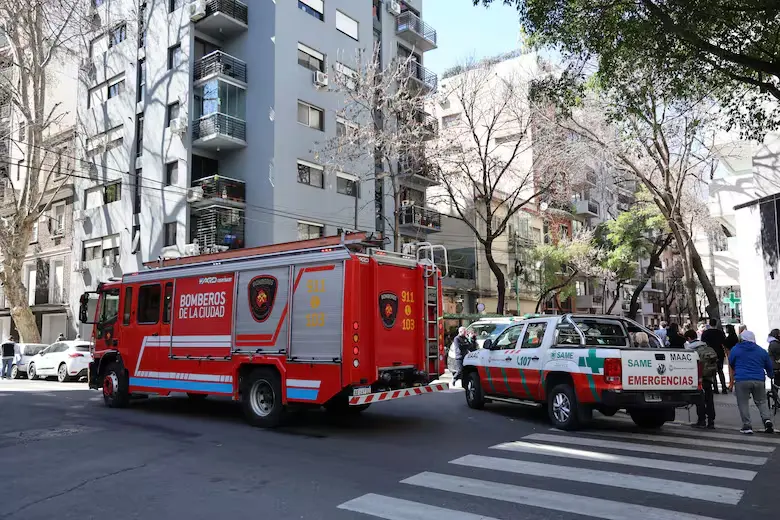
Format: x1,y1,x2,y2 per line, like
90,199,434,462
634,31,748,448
574,199,599,217
399,205,441,233
405,61,437,93
190,175,246,209
396,11,438,52
194,51,247,85
398,156,438,187
191,205,245,250
508,233,534,249
413,109,438,141
193,0,248,40
193,113,247,150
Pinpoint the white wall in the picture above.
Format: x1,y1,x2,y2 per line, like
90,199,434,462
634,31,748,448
735,203,771,344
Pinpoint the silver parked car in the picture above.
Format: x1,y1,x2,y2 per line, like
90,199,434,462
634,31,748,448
11,343,48,379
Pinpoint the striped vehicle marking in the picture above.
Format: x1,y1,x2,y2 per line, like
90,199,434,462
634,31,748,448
483,367,498,394
287,379,321,388
499,367,512,395
518,368,532,398
129,377,232,394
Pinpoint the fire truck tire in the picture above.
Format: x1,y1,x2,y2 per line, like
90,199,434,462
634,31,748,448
102,362,130,408
465,372,485,409
547,384,581,431
241,369,285,428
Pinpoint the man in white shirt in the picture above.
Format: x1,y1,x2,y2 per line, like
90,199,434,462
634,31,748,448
655,321,669,347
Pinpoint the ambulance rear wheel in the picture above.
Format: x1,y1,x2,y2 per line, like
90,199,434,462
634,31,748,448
242,369,285,428
548,384,581,431
102,362,129,408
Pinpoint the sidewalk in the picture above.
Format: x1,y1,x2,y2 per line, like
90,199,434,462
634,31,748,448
676,390,776,430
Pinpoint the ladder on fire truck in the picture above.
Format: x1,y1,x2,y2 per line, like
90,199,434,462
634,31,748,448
416,243,448,377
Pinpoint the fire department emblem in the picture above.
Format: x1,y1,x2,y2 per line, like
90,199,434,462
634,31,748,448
249,276,278,322
379,292,399,328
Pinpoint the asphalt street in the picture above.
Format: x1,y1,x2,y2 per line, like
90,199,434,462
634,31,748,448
0,378,778,520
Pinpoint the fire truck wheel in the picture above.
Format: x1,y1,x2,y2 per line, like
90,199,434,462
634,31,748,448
465,372,485,409
102,362,130,408
242,369,285,428
548,384,581,431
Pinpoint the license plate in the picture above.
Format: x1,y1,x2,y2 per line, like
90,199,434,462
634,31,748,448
645,392,662,403
352,386,372,396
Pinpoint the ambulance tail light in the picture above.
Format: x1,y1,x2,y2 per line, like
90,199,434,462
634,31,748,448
604,358,621,384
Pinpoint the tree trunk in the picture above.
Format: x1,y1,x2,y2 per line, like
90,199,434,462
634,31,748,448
688,243,720,322
606,281,623,314
483,242,506,314
535,271,578,313
1,247,40,343
627,279,648,320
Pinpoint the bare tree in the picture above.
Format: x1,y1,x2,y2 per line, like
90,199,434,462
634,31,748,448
316,47,436,250
0,1,83,341
427,61,588,314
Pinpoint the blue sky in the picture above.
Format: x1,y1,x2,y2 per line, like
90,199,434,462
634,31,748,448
423,0,522,75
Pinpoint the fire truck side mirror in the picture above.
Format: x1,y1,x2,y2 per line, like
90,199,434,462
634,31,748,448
79,293,95,324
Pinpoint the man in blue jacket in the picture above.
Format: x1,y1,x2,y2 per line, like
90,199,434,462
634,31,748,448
728,331,774,434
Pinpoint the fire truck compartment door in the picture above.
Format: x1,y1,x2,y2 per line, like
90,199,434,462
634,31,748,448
289,263,345,362
235,267,290,353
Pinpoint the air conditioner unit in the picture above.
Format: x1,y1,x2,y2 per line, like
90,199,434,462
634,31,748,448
187,186,204,203
183,242,201,257
189,0,207,22
387,0,401,16
73,261,86,273
313,71,329,88
73,209,87,222
102,256,117,268
169,116,188,136
401,200,415,207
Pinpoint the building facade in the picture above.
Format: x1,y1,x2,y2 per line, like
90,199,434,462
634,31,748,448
71,0,438,336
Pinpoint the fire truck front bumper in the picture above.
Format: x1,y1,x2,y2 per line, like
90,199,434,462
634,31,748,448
348,382,450,406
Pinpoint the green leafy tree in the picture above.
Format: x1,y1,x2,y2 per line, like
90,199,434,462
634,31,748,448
531,233,596,313
473,0,780,139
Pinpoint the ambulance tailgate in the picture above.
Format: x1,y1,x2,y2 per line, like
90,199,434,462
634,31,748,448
621,349,698,391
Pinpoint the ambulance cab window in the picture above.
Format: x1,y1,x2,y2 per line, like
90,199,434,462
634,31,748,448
495,325,523,349
122,287,132,325
137,284,162,324
520,322,547,348
162,283,173,324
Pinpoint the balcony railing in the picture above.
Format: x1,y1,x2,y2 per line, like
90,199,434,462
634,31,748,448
413,110,438,140
192,205,245,250
193,51,247,83
399,205,441,232
396,11,438,51
205,0,248,25
193,113,246,143
406,61,437,92
192,175,246,206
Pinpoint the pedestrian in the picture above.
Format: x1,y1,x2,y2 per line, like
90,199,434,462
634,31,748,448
57,333,65,341
668,323,686,347
684,329,718,429
1,336,15,380
450,327,469,386
634,331,651,348
655,321,669,346
701,318,728,393
728,330,775,434
768,329,780,385
738,324,748,337
725,324,739,352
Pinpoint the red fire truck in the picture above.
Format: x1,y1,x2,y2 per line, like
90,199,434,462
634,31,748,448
79,233,449,427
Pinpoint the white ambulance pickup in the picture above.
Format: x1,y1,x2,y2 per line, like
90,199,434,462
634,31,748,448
461,314,701,430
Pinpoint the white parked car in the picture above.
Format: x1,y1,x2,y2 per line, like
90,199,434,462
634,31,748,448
11,343,48,379
27,341,93,382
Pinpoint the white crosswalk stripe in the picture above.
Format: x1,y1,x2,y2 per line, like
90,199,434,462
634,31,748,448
336,426,776,519
588,425,780,444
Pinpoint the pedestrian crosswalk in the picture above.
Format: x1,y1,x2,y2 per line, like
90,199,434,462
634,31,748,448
337,423,779,520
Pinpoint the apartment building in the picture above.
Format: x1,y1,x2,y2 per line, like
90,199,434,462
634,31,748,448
72,0,438,334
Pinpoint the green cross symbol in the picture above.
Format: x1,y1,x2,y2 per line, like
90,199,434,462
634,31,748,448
722,292,741,310
578,348,605,374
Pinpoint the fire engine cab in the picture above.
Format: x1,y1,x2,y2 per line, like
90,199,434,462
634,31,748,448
79,233,449,427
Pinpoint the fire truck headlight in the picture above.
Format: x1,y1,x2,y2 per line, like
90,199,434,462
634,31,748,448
353,359,360,368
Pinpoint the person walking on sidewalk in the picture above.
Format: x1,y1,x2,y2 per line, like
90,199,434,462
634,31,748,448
728,330,775,434
450,327,469,386
702,318,729,393
684,330,717,429
1,337,15,380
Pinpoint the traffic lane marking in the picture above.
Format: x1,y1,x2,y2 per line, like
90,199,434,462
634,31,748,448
337,493,499,520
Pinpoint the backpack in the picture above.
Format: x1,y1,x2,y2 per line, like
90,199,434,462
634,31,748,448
694,344,719,379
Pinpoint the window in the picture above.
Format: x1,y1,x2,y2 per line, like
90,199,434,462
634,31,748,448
51,203,65,235
297,101,323,130
336,173,358,197
82,238,102,261
167,102,181,127
298,0,324,21
162,282,173,324
131,224,141,254
336,117,358,138
107,76,125,100
169,0,185,11
520,322,547,348
133,170,142,214
137,284,162,324
109,24,126,47
136,114,144,157
297,160,324,188
191,155,219,181
495,325,524,349
335,62,357,89
297,222,324,240
495,133,523,146
87,125,124,157
442,114,460,129
168,44,183,70
164,222,177,247
123,287,132,326
88,84,103,109
105,182,121,203
93,0,106,6
336,11,359,40
137,59,146,102
165,161,178,186
298,43,324,72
